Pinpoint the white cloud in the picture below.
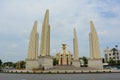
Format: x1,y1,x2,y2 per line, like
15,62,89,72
10,43,18,48
98,30,108,36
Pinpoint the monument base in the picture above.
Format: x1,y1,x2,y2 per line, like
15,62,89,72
26,59,39,70
88,59,103,69
38,56,53,70
72,60,80,67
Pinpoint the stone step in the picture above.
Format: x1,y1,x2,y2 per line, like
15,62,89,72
46,65,96,70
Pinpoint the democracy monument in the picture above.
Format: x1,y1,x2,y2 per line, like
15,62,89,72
26,9,103,70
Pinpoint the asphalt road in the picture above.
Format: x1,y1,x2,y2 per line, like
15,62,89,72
0,73,120,80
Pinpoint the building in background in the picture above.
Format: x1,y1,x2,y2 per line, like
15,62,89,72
104,46,120,63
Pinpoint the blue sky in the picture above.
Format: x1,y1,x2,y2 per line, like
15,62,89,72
0,0,120,62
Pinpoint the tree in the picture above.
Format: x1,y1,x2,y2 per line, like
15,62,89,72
16,61,26,69
13,63,17,68
108,59,116,66
20,61,26,68
0,59,2,67
53,58,58,66
117,60,120,65
82,56,88,65
102,58,105,63
3,62,14,68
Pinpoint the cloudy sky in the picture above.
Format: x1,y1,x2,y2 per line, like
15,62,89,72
0,0,120,62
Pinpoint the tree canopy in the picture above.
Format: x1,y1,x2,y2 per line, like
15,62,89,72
108,59,116,65
82,56,88,65
0,59,2,66
53,58,58,66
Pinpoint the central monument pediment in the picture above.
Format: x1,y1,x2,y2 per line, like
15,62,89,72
56,44,72,65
